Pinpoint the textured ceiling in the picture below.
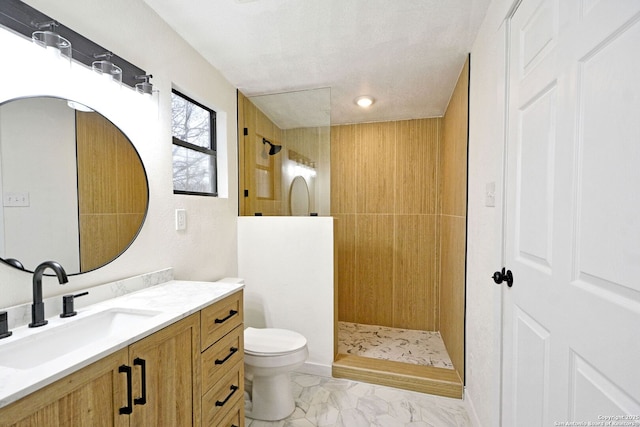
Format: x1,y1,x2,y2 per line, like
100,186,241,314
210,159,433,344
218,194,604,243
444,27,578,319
143,0,490,126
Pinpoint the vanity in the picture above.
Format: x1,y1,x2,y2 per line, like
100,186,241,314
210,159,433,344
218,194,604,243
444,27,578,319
0,278,245,427
0,6,245,425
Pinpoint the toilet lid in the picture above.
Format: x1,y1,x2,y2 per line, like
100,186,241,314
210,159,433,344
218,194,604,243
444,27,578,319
244,327,307,356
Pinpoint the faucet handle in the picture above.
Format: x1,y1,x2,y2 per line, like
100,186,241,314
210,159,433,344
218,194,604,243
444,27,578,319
0,311,12,339
60,292,89,318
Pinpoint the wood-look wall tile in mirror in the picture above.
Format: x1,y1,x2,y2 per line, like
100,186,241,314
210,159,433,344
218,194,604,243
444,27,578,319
77,111,148,272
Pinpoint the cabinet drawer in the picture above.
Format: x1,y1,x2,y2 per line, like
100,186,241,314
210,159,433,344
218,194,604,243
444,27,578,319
202,324,243,393
217,403,244,427
201,291,243,351
202,361,244,426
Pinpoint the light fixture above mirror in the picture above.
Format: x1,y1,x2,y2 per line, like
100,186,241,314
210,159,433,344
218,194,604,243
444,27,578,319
0,3,157,276
0,0,151,92
31,20,71,61
92,52,122,84
135,74,154,95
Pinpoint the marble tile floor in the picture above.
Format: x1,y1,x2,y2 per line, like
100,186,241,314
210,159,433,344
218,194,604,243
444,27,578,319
338,322,454,369
245,371,471,427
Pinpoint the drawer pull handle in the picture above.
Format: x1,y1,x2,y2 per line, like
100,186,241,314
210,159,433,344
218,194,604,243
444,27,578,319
215,384,239,407
134,357,147,405
215,347,239,365
118,365,133,415
214,310,238,324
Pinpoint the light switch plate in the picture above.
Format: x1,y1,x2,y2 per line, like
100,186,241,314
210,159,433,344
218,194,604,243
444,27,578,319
175,209,186,230
3,192,30,207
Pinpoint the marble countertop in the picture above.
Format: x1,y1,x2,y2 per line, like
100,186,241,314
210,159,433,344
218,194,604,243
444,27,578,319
0,279,244,409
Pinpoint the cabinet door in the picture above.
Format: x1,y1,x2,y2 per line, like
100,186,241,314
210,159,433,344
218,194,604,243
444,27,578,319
0,349,129,427
128,314,200,427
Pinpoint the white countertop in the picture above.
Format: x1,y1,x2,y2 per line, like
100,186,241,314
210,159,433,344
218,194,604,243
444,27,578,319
0,279,244,408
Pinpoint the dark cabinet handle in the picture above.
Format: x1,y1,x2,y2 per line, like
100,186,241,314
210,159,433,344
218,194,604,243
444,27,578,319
119,365,133,415
214,310,238,324
215,385,239,407
215,347,238,365
134,358,147,405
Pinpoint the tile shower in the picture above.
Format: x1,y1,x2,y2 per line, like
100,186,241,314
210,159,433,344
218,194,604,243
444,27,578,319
331,59,469,393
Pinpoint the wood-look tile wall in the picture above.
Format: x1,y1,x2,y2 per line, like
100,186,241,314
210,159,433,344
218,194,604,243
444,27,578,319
331,118,441,331
76,111,147,272
439,57,469,381
332,58,469,380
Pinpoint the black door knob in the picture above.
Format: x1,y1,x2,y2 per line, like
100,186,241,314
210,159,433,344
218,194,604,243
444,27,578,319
492,268,513,287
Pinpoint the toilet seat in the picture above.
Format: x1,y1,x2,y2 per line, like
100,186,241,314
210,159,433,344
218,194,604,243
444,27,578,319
244,327,307,356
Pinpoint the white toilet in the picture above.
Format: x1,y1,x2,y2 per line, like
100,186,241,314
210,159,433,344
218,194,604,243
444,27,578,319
243,327,308,421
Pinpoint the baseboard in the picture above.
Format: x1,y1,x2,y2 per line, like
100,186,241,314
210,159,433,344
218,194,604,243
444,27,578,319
296,361,332,378
464,386,483,427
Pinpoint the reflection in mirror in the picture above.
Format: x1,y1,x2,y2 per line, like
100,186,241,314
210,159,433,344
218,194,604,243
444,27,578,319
289,176,310,216
238,88,330,216
0,97,148,274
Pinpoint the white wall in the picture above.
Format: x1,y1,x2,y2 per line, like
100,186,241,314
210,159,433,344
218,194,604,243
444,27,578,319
466,0,517,426
0,0,239,308
238,217,334,375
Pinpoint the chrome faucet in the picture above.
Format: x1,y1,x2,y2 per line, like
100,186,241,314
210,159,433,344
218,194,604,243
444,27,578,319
29,261,68,328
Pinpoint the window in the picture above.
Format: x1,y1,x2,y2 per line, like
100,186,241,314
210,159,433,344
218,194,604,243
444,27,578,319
171,89,217,196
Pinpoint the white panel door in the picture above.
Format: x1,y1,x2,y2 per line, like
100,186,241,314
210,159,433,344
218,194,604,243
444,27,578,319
502,0,640,425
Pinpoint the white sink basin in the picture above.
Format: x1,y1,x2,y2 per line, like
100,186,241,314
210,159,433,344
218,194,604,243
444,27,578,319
0,308,161,370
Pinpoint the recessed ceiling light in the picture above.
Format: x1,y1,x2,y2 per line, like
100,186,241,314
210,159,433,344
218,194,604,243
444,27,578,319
355,96,375,108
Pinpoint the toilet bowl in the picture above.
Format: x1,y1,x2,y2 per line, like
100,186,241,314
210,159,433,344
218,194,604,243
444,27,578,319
243,327,308,421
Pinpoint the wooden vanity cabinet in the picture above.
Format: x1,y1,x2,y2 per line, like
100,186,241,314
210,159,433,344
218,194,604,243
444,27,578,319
0,289,245,427
200,291,245,427
0,348,130,427
0,314,199,427
128,314,200,427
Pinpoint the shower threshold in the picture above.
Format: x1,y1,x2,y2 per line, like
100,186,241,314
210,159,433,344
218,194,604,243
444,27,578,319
333,322,462,399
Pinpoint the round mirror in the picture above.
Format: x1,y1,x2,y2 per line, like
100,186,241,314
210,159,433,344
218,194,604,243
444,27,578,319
289,176,310,216
0,96,148,275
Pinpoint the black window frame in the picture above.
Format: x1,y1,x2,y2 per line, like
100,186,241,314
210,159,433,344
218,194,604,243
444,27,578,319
171,89,218,197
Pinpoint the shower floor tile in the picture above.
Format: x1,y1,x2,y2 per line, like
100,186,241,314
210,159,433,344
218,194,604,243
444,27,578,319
338,321,454,369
